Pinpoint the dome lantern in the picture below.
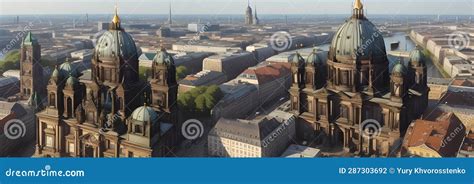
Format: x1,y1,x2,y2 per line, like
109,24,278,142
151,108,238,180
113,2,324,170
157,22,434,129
110,5,121,30
353,0,364,19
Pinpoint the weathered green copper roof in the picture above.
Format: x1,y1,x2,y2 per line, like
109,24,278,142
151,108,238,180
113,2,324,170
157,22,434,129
95,29,140,62
59,61,78,78
153,49,174,66
392,62,407,75
131,105,159,123
409,49,424,65
66,75,79,87
23,32,38,45
291,52,305,64
330,17,386,61
51,68,59,81
306,49,323,65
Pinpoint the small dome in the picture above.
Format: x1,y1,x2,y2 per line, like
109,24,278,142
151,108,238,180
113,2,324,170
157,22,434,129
131,105,159,123
409,49,424,65
66,75,79,87
153,49,174,66
306,49,323,65
51,68,59,79
392,62,407,76
291,52,305,64
59,61,78,78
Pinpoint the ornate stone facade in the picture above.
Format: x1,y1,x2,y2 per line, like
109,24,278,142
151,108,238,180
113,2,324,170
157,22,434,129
290,0,429,156
35,8,179,157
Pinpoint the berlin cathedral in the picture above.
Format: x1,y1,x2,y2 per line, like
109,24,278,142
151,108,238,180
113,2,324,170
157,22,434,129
290,0,429,156
35,8,179,157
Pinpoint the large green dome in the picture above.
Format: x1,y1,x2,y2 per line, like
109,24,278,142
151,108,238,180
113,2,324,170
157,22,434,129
330,18,386,61
95,30,140,62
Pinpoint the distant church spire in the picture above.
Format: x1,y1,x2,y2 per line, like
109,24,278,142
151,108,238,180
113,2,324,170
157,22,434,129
245,0,253,25
253,2,259,25
168,1,172,25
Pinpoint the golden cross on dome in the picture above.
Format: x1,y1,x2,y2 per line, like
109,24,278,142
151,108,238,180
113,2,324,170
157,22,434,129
354,0,363,10
112,3,120,24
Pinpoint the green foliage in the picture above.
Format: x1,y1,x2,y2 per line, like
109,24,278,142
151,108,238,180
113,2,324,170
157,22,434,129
176,65,188,80
0,50,20,74
177,85,223,117
139,66,152,81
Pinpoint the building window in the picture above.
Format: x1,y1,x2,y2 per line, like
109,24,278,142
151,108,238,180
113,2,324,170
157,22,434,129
292,96,298,110
306,72,313,85
68,142,75,153
340,105,349,119
109,142,116,150
46,136,54,147
49,93,56,107
340,70,349,85
318,103,327,116
128,151,134,158
134,124,143,134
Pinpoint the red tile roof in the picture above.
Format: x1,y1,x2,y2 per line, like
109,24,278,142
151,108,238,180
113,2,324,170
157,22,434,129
451,79,474,87
404,113,466,157
242,62,291,84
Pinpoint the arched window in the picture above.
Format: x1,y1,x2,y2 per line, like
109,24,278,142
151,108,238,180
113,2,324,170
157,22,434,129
49,93,56,107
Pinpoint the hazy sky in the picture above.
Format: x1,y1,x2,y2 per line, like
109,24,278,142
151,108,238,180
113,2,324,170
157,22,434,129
0,0,473,15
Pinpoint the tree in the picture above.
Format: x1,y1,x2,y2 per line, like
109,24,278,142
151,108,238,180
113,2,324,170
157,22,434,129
178,92,194,111
0,50,20,75
139,66,152,81
176,65,188,80
177,85,223,117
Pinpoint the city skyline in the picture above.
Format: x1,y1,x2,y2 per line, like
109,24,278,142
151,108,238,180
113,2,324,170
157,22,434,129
0,0,473,15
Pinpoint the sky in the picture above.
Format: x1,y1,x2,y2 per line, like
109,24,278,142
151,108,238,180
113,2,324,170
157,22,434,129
0,0,473,15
